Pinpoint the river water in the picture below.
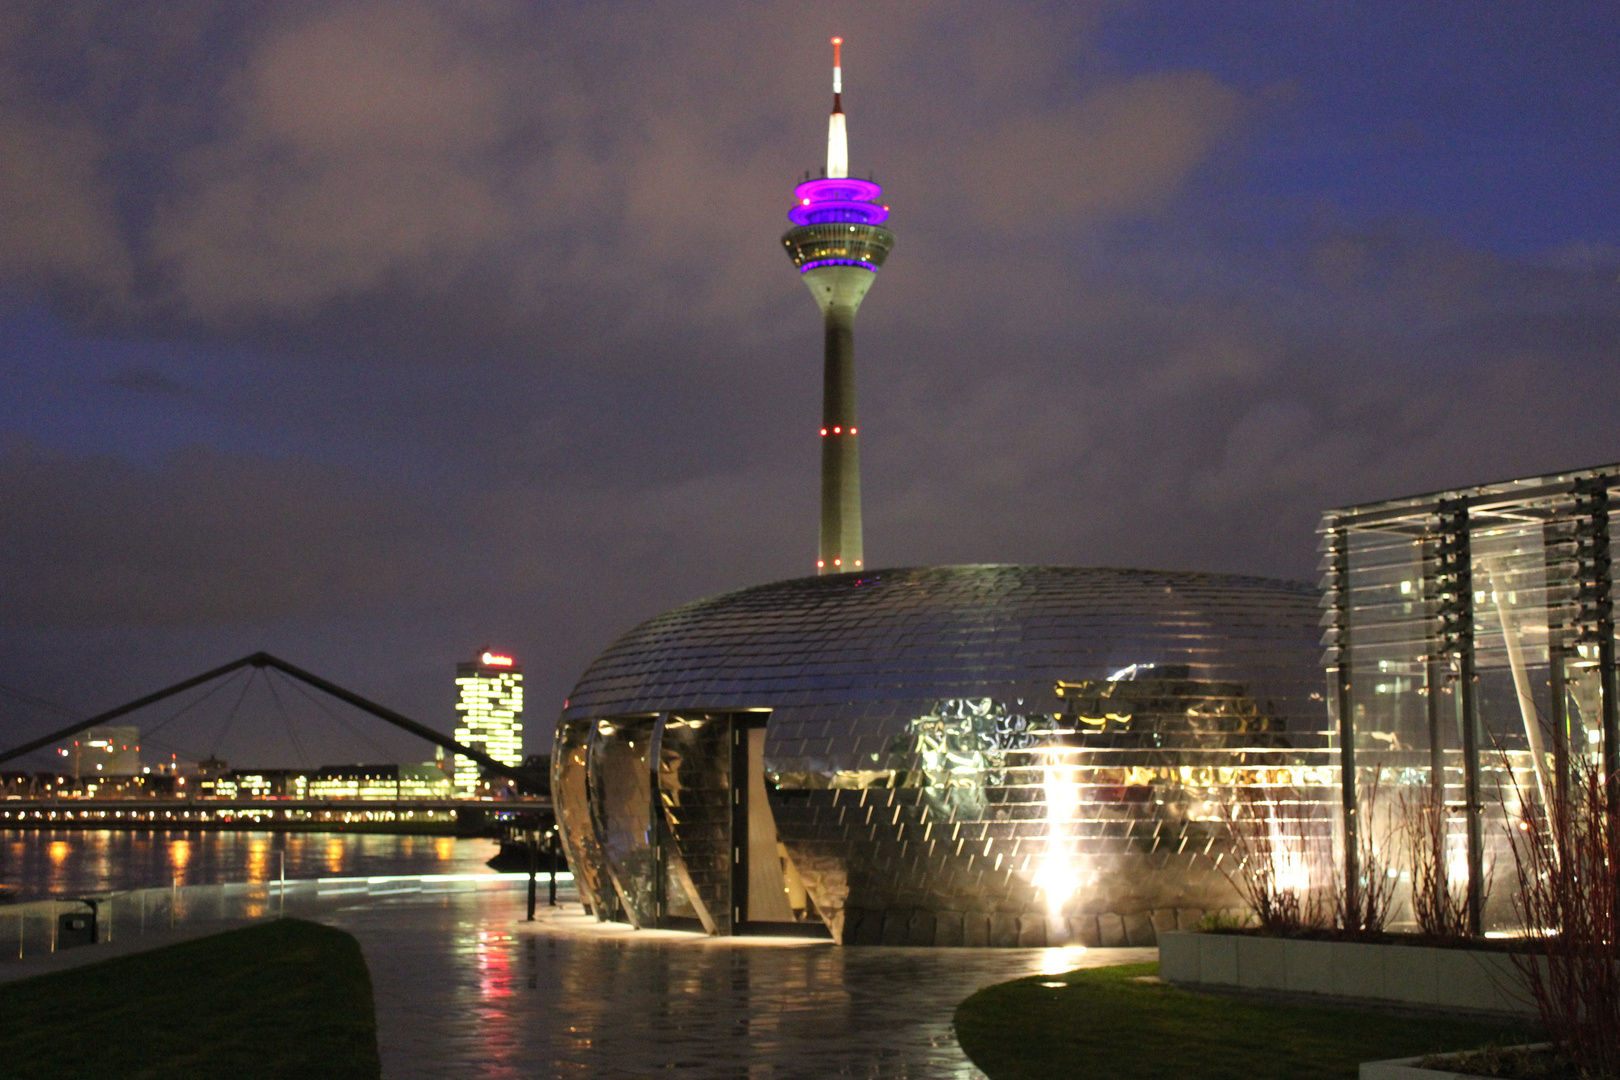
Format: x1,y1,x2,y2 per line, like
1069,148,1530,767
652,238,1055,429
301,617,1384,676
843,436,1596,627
0,829,506,902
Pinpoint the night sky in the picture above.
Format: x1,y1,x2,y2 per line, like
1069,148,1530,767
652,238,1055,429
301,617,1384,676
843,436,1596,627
1,2,1617,769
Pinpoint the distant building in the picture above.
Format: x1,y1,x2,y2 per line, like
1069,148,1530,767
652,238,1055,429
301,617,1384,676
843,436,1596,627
308,763,452,801
199,769,309,800
61,725,141,778
453,651,524,798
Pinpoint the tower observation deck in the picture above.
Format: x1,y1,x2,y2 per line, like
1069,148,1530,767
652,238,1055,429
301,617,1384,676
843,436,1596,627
781,38,895,575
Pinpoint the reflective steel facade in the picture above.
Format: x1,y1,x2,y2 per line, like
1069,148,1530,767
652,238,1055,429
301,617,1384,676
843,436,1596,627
553,565,1331,946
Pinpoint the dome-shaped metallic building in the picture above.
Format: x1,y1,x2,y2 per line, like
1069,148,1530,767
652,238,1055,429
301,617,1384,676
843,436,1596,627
553,565,1330,947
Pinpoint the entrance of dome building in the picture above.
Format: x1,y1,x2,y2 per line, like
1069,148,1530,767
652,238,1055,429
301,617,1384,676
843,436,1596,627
573,711,827,938
726,714,827,936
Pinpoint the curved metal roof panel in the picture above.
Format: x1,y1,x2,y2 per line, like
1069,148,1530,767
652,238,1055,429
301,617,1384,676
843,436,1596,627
562,565,1325,732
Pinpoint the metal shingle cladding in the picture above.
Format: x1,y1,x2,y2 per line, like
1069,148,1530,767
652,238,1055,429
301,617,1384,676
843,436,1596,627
561,564,1326,735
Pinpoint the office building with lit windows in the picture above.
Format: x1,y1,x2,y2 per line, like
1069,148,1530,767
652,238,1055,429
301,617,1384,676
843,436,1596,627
453,651,524,798
199,769,308,800
308,762,453,801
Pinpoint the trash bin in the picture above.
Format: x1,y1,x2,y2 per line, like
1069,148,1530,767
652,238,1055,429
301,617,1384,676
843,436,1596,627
57,904,97,949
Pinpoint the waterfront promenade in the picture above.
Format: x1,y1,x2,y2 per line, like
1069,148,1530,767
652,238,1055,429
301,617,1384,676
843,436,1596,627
326,888,1153,1079
2,876,1154,1077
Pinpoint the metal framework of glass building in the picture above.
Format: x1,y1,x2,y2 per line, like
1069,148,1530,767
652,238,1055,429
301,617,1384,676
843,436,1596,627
1320,463,1619,933
552,564,1331,947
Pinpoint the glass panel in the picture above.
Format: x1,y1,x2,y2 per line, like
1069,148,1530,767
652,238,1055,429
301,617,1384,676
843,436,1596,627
551,719,611,918
1344,526,1431,758
657,714,732,933
588,717,657,928
1471,518,1553,819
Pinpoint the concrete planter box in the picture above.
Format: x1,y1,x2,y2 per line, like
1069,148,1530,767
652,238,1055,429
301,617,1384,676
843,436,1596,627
1159,931,1538,1017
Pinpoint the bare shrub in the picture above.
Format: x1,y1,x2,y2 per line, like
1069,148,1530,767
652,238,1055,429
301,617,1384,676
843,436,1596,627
1399,784,1471,940
1509,759,1619,1079
1218,784,1330,934
1334,773,1400,934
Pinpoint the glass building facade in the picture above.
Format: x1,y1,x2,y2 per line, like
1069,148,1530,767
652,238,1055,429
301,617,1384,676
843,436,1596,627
453,653,524,798
1320,463,1619,933
553,565,1331,946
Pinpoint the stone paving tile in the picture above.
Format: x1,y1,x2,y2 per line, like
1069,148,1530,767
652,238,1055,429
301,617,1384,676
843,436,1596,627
324,890,1156,1080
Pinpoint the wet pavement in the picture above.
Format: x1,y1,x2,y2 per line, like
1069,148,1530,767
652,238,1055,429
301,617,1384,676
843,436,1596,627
324,888,1156,1079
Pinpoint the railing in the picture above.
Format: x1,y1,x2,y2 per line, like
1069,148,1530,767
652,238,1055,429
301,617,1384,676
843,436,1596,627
0,872,572,961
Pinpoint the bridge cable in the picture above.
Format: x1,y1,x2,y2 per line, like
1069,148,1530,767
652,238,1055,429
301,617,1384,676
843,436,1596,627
140,669,249,745
133,671,252,762
208,667,259,760
277,671,394,761
261,669,310,770
0,682,79,721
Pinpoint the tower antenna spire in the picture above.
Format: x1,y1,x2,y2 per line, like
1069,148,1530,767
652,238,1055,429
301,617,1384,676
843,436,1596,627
827,37,848,179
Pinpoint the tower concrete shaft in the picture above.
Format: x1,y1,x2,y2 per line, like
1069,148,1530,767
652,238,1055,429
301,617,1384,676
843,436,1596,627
817,266,868,571
780,39,894,575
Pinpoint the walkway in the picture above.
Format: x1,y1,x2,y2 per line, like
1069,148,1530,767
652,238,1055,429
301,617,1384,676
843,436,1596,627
325,890,1155,1079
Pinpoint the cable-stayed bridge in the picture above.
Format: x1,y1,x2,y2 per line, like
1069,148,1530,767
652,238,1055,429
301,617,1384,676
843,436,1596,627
0,652,549,832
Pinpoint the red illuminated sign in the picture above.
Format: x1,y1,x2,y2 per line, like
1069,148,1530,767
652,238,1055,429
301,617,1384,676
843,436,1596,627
481,652,514,667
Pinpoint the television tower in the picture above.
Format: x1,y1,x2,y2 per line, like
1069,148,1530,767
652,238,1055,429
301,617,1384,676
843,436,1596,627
781,37,895,575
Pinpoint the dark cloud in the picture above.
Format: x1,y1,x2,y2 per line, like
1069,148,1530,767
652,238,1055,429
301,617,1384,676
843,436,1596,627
106,366,185,394
0,1,1615,759
0,441,436,624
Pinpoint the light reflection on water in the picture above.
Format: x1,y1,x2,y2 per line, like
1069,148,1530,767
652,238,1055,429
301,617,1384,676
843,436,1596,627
1,830,504,901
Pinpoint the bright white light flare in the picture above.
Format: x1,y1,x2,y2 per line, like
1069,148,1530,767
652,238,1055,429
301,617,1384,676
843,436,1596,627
1034,752,1082,916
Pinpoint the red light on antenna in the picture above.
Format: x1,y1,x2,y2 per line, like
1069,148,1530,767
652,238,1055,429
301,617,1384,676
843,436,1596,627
831,37,842,45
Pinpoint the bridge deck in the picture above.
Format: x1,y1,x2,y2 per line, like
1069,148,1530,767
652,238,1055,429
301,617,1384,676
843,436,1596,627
1,798,550,815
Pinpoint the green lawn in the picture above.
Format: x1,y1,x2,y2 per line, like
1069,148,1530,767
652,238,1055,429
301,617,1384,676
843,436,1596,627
954,962,1535,1080
0,918,379,1080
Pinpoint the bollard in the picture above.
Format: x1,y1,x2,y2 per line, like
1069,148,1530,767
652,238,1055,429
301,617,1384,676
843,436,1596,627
548,827,558,907
526,830,538,922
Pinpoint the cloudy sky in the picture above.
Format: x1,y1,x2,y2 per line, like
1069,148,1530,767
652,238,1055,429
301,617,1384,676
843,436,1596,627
0,1,1616,768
